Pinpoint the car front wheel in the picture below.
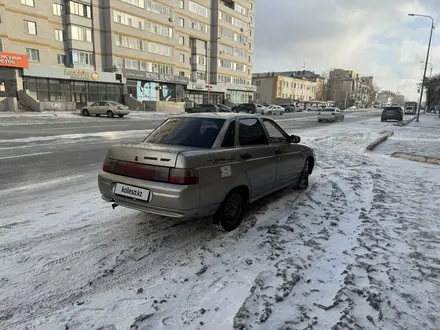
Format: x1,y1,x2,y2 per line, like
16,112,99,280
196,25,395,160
213,189,247,232
296,159,309,189
82,109,90,116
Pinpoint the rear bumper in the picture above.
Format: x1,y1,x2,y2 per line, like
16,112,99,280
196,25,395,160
318,115,336,121
98,171,201,218
114,110,130,115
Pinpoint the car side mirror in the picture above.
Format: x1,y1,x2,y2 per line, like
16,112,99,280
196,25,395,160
290,135,300,143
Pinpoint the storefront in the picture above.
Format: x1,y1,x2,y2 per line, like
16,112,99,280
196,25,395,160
0,52,29,98
124,69,189,103
226,83,256,104
185,82,227,105
23,66,125,106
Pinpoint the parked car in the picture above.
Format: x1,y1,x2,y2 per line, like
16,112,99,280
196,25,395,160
216,104,232,112
98,113,315,231
261,105,285,115
348,106,358,110
232,103,259,114
295,105,304,112
318,108,345,122
381,106,403,122
186,104,220,113
280,104,296,112
82,101,130,118
306,106,321,112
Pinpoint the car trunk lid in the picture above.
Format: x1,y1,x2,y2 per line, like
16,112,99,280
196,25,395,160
106,143,193,168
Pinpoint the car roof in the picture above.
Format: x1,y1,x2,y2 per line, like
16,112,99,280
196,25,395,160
175,113,259,120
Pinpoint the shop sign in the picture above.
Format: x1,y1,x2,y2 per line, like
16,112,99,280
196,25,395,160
64,69,99,81
123,69,189,85
0,52,29,69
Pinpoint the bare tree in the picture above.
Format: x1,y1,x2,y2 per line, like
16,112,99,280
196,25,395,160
423,73,440,111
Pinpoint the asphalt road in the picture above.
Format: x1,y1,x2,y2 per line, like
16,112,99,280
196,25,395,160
0,110,381,191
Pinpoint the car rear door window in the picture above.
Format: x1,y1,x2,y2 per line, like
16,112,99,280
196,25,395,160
221,120,236,147
239,118,269,146
144,117,225,148
262,119,289,143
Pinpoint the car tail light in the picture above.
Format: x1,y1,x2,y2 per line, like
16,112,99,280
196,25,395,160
169,168,199,185
117,106,124,110
103,158,110,172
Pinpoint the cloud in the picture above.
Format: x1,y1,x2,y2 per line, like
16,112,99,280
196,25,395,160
253,0,440,100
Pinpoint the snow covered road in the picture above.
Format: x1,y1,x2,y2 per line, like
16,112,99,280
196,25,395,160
1,112,439,329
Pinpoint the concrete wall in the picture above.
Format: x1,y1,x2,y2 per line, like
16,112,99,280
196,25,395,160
144,101,185,112
0,97,18,111
39,102,76,111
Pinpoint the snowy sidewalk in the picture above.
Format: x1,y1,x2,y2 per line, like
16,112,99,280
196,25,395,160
1,117,440,330
375,113,440,158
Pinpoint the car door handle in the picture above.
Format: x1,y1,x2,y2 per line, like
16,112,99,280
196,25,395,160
240,153,252,160
274,148,283,154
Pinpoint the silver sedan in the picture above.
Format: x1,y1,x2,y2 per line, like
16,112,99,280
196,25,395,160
82,101,130,118
318,108,345,122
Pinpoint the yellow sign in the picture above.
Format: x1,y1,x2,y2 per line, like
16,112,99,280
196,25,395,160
64,69,98,81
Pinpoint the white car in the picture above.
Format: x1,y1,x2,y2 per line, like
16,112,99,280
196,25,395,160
255,103,268,113
318,107,345,122
262,105,285,115
306,106,321,112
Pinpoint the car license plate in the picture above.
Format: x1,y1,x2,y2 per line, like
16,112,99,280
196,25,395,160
114,183,150,201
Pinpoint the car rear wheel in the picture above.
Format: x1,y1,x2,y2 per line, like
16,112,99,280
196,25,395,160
267,111,272,115
213,189,247,232
248,109,254,114
96,114,100,117
106,110,114,118
118,114,124,118
318,119,323,123
296,159,309,189
280,112,284,115
82,109,90,116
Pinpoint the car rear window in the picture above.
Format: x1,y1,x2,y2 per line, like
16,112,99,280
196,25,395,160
322,108,335,112
144,117,225,148
384,107,401,111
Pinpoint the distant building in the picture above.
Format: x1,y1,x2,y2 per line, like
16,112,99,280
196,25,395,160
275,70,325,100
252,72,316,105
327,69,374,107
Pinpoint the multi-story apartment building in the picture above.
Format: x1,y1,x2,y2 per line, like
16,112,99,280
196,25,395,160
252,72,316,105
326,69,375,108
0,0,255,111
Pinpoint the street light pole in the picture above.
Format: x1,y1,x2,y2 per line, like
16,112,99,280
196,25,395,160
409,13,435,122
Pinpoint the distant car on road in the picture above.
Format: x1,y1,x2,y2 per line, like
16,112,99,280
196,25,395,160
216,104,232,112
348,106,357,110
261,105,285,115
318,108,345,122
82,101,130,118
381,106,403,122
98,113,315,231
306,106,321,112
185,104,221,113
279,104,296,112
232,103,260,114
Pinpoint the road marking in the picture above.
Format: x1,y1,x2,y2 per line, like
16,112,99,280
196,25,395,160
42,124,130,131
0,152,52,160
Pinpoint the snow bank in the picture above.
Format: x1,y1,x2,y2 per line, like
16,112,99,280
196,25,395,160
1,115,440,330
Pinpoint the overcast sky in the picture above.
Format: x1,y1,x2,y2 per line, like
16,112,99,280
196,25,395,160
253,0,440,100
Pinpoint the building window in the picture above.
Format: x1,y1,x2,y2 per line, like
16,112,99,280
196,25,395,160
179,71,185,77
71,25,92,42
250,1,253,10
24,20,37,35
179,36,184,45
179,54,185,63
152,63,173,74
119,0,145,8
0,39,3,52
114,34,143,50
189,20,207,33
113,10,145,30
148,42,173,57
234,3,248,16
189,1,208,17
53,3,63,16
147,21,173,37
179,17,185,27
72,50,93,65
57,54,66,65
21,0,34,7
55,29,64,41
68,1,92,18
249,16,253,24
179,0,184,9
26,48,39,62
146,0,173,18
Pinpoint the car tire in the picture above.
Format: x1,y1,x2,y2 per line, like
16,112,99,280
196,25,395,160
96,114,100,117
118,114,124,118
186,109,192,113
341,116,345,121
248,110,254,114
296,158,310,189
267,111,272,115
213,189,247,232
280,112,284,116
106,110,114,118
318,119,322,123
82,109,90,116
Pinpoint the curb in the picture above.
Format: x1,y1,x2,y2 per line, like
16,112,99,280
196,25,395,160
393,115,417,127
366,131,394,151
391,152,440,165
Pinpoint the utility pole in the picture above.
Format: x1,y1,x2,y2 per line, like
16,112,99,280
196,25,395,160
409,13,435,121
